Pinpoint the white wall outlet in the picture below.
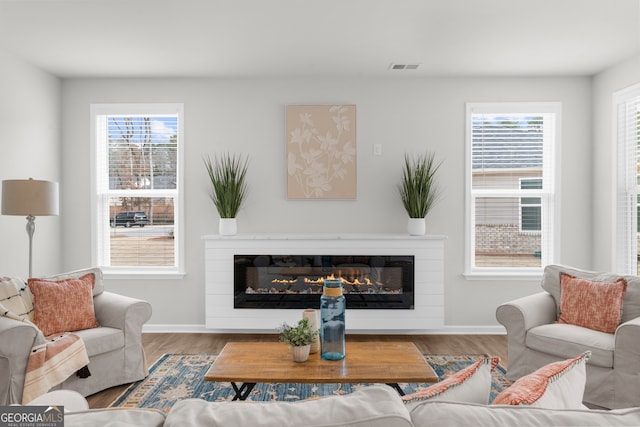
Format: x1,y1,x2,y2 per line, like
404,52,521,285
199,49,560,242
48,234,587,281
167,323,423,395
373,144,382,156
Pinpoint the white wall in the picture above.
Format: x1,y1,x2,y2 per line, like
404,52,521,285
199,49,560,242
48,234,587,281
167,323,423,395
61,76,592,329
0,50,61,278
592,54,640,272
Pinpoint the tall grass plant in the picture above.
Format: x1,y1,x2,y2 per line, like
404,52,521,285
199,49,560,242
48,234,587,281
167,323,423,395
399,152,442,218
203,153,249,218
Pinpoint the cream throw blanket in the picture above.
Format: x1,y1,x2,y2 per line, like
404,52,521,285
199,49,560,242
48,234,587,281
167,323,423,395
0,276,90,403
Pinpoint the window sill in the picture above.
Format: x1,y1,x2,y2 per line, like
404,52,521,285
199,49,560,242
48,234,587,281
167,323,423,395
102,269,186,280
463,270,543,281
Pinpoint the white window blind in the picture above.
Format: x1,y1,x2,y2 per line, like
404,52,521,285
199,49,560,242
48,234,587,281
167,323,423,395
465,103,559,278
614,85,640,275
91,104,184,277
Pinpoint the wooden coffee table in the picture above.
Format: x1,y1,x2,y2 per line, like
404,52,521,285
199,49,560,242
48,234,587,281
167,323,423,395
204,341,438,400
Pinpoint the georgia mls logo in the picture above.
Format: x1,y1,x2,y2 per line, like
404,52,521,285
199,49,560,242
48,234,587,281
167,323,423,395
0,405,64,427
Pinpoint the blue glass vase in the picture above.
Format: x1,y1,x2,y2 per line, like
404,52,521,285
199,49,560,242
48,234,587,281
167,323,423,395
320,278,346,360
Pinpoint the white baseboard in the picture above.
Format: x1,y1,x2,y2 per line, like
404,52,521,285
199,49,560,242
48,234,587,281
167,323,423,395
434,325,506,335
143,324,212,333
143,324,506,335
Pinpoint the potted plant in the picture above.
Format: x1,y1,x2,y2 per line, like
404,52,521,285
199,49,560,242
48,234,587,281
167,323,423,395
278,318,318,362
203,153,249,235
399,152,442,235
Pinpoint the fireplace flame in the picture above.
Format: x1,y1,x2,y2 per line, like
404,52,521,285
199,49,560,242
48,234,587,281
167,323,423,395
272,278,296,284
271,274,373,287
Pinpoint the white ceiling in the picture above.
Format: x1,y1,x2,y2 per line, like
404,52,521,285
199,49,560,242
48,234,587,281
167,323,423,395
1,0,639,79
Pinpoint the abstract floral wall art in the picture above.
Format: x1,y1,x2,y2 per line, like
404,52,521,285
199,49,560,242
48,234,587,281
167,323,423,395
286,105,356,199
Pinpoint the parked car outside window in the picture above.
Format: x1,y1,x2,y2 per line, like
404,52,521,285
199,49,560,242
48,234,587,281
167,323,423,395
111,211,148,228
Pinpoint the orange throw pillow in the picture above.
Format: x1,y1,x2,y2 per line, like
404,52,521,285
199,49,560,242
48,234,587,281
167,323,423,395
28,273,99,337
557,273,627,334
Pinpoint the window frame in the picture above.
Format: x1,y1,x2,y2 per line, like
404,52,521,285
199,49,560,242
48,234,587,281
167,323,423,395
519,178,542,233
90,103,185,279
613,84,640,275
464,102,560,280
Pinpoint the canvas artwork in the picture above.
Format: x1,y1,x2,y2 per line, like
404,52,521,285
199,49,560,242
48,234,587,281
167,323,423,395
286,105,356,199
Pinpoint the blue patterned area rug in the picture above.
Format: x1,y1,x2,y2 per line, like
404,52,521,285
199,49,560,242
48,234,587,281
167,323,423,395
110,353,510,412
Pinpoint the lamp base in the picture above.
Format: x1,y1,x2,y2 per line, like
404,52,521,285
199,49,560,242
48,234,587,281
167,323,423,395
26,215,35,278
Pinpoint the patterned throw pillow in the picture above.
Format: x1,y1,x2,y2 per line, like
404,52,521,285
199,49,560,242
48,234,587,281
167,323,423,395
0,276,33,321
402,356,500,408
28,273,99,337
492,352,590,409
558,273,627,333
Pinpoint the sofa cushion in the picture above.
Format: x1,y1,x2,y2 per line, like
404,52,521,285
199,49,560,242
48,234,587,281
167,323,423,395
542,265,640,323
164,385,413,427
73,326,124,357
408,401,640,427
402,356,499,407
28,274,99,336
558,273,626,333
492,352,589,409
65,408,166,427
526,324,614,368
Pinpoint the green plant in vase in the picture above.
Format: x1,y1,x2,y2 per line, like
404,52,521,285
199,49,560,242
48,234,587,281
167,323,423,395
278,318,318,362
203,153,249,235
399,151,442,235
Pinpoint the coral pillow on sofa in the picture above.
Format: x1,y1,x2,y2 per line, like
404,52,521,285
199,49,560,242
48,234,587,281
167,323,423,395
46,267,104,297
402,356,500,407
493,352,590,409
28,273,99,336
558,273,627,334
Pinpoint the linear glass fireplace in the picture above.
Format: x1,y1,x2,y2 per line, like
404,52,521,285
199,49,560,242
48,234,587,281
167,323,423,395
234,254,414,309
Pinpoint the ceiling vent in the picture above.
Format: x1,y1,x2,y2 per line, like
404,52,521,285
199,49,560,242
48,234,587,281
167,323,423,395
389,63,421,70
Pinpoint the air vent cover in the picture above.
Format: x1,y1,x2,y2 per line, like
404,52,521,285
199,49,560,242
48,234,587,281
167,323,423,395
389,63,421,70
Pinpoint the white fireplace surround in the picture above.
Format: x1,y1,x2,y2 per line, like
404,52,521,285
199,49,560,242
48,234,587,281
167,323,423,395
202,233,445,333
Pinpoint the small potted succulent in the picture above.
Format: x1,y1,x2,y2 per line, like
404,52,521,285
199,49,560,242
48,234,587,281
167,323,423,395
278,318,318,362
399,151,442,235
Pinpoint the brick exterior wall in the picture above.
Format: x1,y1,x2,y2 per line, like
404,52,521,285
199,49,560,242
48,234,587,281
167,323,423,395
475,224,541,255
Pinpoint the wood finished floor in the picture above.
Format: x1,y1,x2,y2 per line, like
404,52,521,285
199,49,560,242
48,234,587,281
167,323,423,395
86,333,508,409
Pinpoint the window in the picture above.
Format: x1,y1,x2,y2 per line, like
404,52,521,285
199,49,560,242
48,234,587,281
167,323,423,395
520,178,542,232
614,84,640,275
91,104,184,278
465,102,559,278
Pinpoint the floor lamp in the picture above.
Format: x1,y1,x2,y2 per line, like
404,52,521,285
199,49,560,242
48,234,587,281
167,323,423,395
1,178,59,278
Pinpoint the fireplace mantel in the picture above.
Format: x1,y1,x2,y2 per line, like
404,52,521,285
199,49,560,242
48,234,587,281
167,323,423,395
202,233,445,333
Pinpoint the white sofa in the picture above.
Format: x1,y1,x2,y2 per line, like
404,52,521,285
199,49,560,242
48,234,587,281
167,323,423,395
63,385,640,427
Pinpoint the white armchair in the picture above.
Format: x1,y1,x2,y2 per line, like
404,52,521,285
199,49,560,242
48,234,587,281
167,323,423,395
496,265,640,409
0,268,152,405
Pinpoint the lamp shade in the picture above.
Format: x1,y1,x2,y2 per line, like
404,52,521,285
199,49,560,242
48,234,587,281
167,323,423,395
1,179,59,216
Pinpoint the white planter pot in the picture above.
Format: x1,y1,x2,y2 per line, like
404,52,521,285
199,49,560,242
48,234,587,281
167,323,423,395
407,218,426,236
219,218,237,236
290,344,311,362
